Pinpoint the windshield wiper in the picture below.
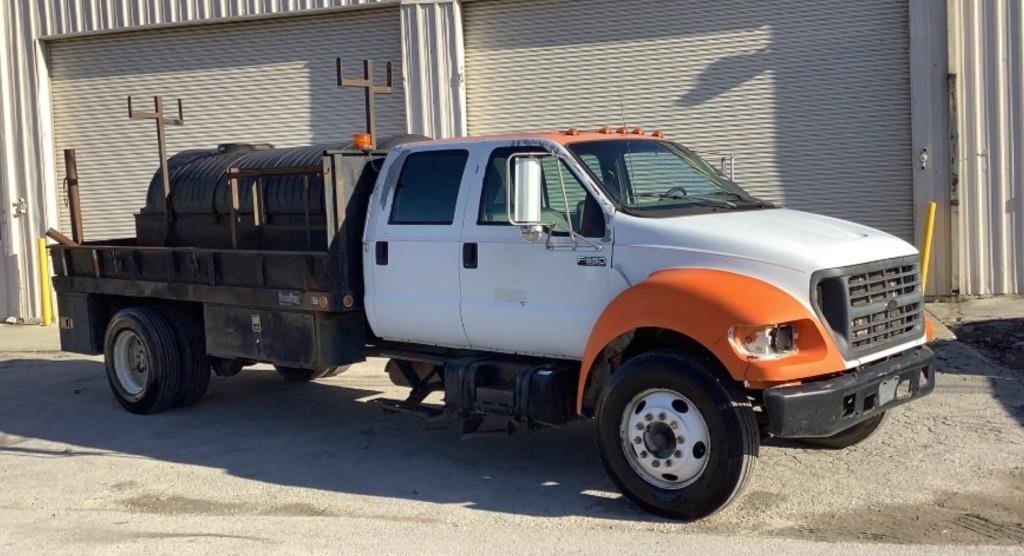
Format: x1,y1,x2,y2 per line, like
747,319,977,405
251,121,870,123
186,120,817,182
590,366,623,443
634,191,736,208
694,191,775,208
635,192,689,200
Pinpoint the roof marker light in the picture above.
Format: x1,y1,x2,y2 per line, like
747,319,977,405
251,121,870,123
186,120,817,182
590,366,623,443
615,127,628,134
352,133,373,150
631,127,644,135
564,128,580,136
597,126,612,134
651,130,665,138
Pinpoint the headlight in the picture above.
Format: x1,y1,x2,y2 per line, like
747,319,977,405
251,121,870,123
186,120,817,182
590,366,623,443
728,323,798,360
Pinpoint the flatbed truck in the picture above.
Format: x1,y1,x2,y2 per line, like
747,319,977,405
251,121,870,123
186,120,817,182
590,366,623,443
51,129,936,520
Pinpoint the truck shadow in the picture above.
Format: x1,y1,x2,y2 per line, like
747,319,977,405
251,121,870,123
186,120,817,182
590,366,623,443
0,358,655,522
944,318,1024,428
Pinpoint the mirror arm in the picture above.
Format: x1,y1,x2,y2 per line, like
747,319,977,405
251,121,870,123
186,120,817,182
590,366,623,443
553,159,577,250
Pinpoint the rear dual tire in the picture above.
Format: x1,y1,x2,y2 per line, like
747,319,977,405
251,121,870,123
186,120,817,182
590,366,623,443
104,306,211,414
159,305,212,408
274,365,348,382
596,351,759,521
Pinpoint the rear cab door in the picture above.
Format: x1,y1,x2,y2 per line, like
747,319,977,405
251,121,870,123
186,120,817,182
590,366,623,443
363,144,475,347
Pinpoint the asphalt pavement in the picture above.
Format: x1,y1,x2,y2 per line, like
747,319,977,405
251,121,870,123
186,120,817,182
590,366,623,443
1,300,1022,555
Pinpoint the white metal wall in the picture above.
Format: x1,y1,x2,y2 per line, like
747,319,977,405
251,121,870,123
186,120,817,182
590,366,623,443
464,0,915,242
1,0,466,320
910,0,951,297
402,1,467,138
948,0,1024,295
49,8,405,239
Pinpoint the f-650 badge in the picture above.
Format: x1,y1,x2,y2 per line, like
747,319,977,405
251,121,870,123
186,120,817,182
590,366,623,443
577,256,607,267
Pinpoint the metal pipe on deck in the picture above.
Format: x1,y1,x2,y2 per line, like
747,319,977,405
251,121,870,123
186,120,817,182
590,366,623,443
64,149,84,244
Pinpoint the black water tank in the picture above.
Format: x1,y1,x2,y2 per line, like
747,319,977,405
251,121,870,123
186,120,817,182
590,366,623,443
135,134,430,249
136,142,349,249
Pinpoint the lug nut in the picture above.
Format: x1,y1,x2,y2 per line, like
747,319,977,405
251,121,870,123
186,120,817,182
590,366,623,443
670,421,678,430
652,460,661,468
666,460,672,467
676,436,685,444
658,412,666,421
639,451,648,459
633,436,642,445
674,450,682,458
636,423,644,431
644,413,653,422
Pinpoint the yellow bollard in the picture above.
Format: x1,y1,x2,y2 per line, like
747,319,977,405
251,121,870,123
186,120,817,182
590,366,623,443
921,201,937,293
37,237,53,326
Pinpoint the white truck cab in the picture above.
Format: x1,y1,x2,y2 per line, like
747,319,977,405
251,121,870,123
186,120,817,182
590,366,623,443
364,131,930,369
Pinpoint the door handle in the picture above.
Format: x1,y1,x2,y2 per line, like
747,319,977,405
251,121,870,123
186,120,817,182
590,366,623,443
462,242,478,269
375,241,388,265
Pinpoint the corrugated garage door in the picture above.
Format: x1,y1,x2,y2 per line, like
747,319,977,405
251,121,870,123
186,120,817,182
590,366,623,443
49,7,404,240
464,0,913,240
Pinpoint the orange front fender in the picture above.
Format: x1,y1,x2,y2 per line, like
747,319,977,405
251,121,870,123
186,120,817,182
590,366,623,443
578,269,846,413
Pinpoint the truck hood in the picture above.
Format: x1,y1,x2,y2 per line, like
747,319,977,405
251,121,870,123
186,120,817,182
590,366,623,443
614,208,918,273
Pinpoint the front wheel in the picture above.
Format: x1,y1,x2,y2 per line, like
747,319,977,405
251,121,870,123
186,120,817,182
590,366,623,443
596,351,759,521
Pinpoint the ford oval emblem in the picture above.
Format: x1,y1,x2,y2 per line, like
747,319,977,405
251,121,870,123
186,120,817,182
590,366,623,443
886,298,898,311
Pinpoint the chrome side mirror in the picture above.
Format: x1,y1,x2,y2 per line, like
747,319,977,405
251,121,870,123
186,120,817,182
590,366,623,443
507,155,546,242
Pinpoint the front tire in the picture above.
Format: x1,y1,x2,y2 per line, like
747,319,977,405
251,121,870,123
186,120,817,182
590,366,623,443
104,307,182,414
596,351,758,521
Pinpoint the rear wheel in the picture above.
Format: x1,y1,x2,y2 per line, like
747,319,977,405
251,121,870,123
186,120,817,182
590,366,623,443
596,351,759,521
158,305,211,407
274,366,333,382
319,366,349,378
104,307,182,414
800,412,888,449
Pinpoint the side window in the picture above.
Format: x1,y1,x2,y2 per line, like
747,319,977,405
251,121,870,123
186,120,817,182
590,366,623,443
478,147,593,234
389,150,469,225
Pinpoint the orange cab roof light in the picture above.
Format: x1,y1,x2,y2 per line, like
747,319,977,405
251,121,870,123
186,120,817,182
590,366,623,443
564,128,580,136
615,127,628,134
352,132,373,150
597,126,612,134
631,127,644,135
650,129,665,138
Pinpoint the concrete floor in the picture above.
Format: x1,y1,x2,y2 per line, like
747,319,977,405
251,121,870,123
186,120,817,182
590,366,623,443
0,301,1022,554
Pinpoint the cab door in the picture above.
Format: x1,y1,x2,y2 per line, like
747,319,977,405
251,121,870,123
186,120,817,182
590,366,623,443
458,145,619,359
364,148,473,347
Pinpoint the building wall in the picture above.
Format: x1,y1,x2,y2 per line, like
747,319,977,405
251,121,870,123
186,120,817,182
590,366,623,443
948,0,1024,295
910,0,952,297
0,0,464,321
3,0,1020,320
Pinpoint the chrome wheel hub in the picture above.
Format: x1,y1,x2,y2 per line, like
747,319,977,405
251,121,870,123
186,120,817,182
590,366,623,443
620,389,710,489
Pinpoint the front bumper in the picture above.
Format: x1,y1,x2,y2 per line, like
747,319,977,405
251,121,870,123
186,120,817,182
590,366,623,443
762,345,935,438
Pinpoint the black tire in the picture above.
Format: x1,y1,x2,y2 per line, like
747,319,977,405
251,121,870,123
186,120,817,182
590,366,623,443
103,307,182,414
596,351,759,521
800,412,888,449
274,366,332,382
158,305,211,408
319,365,349,378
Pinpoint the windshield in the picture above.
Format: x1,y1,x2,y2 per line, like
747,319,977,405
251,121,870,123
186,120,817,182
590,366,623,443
567,139,771,215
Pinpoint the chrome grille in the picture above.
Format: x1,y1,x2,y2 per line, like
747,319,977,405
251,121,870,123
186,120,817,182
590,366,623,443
814,258,924,356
